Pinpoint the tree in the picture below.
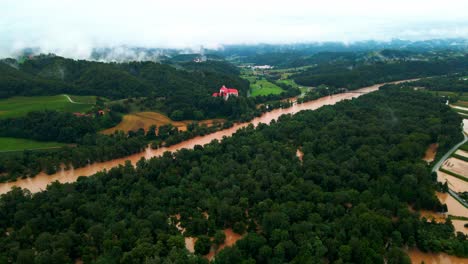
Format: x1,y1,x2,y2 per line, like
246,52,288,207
214,230,226,245
195,236,211,255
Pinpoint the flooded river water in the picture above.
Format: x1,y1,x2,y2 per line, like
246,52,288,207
1,81,411,194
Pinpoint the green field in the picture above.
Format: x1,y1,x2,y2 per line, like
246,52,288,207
277,78,298,88
68,95,98,104
0,95,95,119
0,137,66,152
251,79,284,96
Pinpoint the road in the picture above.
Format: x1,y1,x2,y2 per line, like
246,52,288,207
63,94,89,104
432,119,468,208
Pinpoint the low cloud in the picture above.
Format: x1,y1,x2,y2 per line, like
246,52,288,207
1,0,468,59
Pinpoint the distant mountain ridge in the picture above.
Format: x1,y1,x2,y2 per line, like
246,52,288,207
5,38,468,62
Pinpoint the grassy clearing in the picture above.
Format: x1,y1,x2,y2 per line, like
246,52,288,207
0,137,66,152
101,111,225,135
277,79,299,88
0,95,94,119
240,71,285,97
251,79,284,96
460,143,468,152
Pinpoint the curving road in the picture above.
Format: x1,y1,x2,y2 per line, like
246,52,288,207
433,119,468,208
63,94,90,104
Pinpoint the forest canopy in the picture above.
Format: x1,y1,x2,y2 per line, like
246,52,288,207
292,55,468,89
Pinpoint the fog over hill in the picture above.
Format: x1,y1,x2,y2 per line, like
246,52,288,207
3,39,468,63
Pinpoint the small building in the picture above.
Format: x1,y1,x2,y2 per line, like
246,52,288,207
212,85,239,100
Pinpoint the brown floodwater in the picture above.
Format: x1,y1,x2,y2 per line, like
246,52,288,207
418,209,447,224
0,79,417,195
437,171,468,193
206,228,243,261
451,220,468,235
436,192,468,219
408,249,468,264
423,143,438,163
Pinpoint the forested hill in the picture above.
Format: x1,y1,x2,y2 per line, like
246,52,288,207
0,88,465,263
0,55,249,105
292,55,468,89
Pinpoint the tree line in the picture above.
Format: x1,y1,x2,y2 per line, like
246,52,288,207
292,55,468,89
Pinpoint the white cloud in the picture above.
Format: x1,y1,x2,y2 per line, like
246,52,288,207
1,0,468,58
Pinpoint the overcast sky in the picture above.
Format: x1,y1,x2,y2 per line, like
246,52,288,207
2,0,468,58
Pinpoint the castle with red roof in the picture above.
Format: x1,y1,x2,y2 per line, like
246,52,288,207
212,85,239,100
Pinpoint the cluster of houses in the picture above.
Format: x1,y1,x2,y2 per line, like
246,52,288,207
249,65,273,70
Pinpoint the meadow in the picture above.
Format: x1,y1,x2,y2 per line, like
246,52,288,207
250,79,284,96
0,95,95,119
0,137,66,152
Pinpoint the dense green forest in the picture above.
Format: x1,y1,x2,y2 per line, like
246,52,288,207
0,111,121,143
292,55,468,89
0,56,252,120
390,74,468,93
0,89,465,263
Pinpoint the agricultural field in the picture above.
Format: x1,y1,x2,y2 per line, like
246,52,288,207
276,78,299,88
101,111,225,135
0,137,66,152
0,95,95,119
241,66,312,96
250,79,284,96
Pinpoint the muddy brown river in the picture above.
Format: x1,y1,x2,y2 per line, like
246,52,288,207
408,249,467,264
0,80,416,195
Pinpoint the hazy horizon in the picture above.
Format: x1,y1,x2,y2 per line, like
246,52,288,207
2,0,468,59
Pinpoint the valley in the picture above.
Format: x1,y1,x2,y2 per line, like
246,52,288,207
0,43,467,263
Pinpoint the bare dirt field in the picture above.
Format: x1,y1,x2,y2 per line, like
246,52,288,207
101,111,224,135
